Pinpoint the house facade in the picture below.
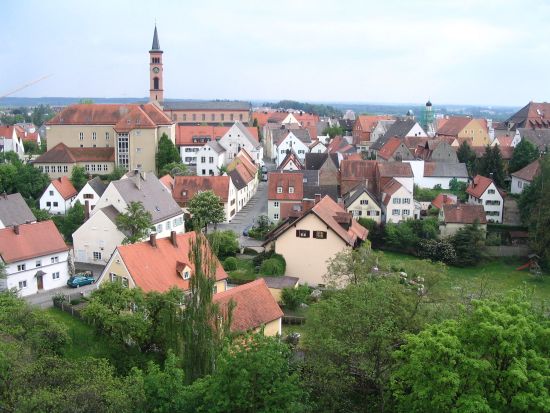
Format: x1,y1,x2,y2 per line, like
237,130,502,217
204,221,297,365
404,160,468,189
510,159,540,194
267,172,304,222
0,193,36,229
381,179,414,223
72,176,107,215
275,131,311,167
0,221,69,297
439,204,487,238
39,177,78,215
466,175,504,224
0,126,25,158
196,141,226,176
343,185,383,224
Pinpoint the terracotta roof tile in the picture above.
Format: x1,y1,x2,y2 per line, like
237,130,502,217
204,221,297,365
377,137,405,160
381,179,403,205
431,193,457,210
442,204,487,224
172,176,230,205
466,175,504,199
51,176,78,200
268,172,304,200
0,221,68,263
437,117,471,136
176,124,258,146
0,126,15,139
213,279,283,333
376,162,414,177
34,143,115,163
117,231,227,293
159,174,175,191
511,159,541,182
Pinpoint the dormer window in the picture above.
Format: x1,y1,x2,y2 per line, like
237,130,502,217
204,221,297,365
183,271,190,280
289,187,294,194
277,186,282,194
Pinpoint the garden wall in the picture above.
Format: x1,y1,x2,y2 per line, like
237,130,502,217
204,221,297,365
486,245,530,257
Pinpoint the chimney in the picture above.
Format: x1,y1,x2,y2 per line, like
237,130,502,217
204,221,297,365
58,177,62,183
170,230,178,247
149,233,157,247
13,225,19,235
314,194,321,204
84,200,90,220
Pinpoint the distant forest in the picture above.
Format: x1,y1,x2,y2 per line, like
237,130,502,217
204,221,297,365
262,100,343,117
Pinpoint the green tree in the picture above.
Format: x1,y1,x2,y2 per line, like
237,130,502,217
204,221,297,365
457,141,477,175
248,214,274,240
478,145,505,188
159,161,189,177
509,139,540,173
325,241,383,287
187,190,225,233
70,165,87,191
58,201,85,242
450,221,486,266
0,156,49,205
106,165,127,181
23,141,39,155
156,133,181,174
180,233,233,383
116,201,153,244
391,293,550,413
207,230,239,260
323,125,344,139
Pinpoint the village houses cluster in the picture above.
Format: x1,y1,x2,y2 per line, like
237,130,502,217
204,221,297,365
0,25,548,337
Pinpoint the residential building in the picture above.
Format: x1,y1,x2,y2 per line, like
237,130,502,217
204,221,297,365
14,123,41,146
504,101,550,131
304,153,340,186
261,276,299,303
0,193,36,229
517,128,550,154
339,159,378,195
0,221,69,297
39,177,78,215
275,129,312,167
436,117,490,146
404,160,468,189
34,143,115,178
439,204,487,238
376,137,414,161
72,176,108,215
267,171,304,222
45,103,174,173
352,115,395,148
382,118,427,140
381,179,414,223
278,150,304,171
213,279,283,336
171,175,237,221
226,149,259,210
414,139,459,162
431,193,457,210
263,196,368,287
466,175,505,223
73,171,184,264
97,231,227,293
196,140,226,176
510,159,541,194
342,184,383,223
0,125,25,158
163,101,251,125
309,140,327,154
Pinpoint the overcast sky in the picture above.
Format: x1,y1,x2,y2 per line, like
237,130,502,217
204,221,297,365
2,0,549,106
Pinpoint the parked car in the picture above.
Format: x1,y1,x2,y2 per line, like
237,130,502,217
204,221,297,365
261,165,268,174
67,273,95,288
242,224,254,237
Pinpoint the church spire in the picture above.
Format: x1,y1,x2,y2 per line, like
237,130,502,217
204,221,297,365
151,25,161,51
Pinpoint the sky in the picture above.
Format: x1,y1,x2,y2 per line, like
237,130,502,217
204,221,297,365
2,0,550,106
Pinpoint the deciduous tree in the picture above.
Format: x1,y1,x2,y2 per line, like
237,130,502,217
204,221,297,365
509,139,540,173
187,190,225,233
156,133,181,174
70,165,87,191
116,201,153,244
478,145,505,188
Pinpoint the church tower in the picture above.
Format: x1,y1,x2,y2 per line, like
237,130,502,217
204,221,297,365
149,25,164,103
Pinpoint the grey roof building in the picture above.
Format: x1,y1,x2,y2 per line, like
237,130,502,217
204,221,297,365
518,128,550,153
87,176,107,197
343,184,382,210
0,193,36,228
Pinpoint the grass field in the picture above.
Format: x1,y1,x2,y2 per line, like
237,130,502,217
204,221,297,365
381,251,550,302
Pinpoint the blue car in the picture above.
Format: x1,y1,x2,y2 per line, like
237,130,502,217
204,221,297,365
243,224,254,237
67,274,95,288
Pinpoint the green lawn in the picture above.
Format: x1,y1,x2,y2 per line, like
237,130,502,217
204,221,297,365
381,251,550,302
227,257,257,283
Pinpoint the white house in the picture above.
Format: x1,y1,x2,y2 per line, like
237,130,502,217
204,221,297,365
343,184,383,224
73,170,185,264
196,141,226,176
309,140,327,154
404,160,469,189
219,122,264,165
381,179,414,223
39,177,78,215
466,175,505,224
0,221,69,297
72,176,107,215
510,159,540,195
276,130,311,167
0,126,25,158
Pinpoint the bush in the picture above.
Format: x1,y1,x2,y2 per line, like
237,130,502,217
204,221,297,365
357,217,377,232
223,257,238,271
418,239,456,264
485,232,502,246
451,222,486,267
260,258,284,276
69,299,82,306
208,230,239,260
281,285,312,310
242,247,259,255
253,250,285,272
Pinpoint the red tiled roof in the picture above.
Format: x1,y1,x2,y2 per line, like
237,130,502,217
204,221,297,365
431,193,457,210
437,117,471,136
34,143,115,163
159,174,175,191
0,221,68,263
0,126,15,139
213,278,283,333
499,146,514,160
14,125,40,143
376,161,414,177
377,137,405,160
381,179,403,205
311,196,368,244
278,150,304,170
117,231,227,293
511,159,541,182
51,176,78,200
176,124,258,146
46,103,172,127
495,135,514,147
340,159,377,180
466,175,503,199
172,175,230,205
268,171,304,201
442,204,487,224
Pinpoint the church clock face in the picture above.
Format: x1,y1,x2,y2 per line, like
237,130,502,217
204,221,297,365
152,66,160,73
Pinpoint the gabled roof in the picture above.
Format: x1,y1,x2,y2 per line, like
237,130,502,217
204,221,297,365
205,140,226,154
14,125,40,143
228,169,246,190
377,137,409,160
172,175,230,204
511,159,541,182
278,150,304,170
431,193,457,210
261,276,299,290
226,121,261,149
355,115,394,133
305,152,338,170
50,177,78,200
340,160,378,181
0,126,15,140
213,279,283,333
159,174,175,191
303,184,339,202
34,143,115,163
423,162,468,178
112,171,182,224
436,116,471,136
518,128,550,152
442,204,487,224
506,101,550,130
376,162,414,178
343,184,382,210
175,124,258,146
116,232,227,293
0,193,36,226
162,100,251,111
46,103,172,127
0,221,68,263
87,176,107,197
381,179,404,205
265,196,368,246
466,175,503,199
267,171,304,201
274,128,312,146
382,119,420,139
226,149,258,185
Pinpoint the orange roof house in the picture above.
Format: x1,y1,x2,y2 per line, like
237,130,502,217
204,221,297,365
213,278,283,336
171,175,230,205
35,143,115,164
352,115,394,145
268,171,304,201
98,231,228,293
51,176,78,200
431,193,457,210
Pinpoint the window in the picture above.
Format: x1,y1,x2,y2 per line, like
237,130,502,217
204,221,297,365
183,114,187,121
91,164,97,172
103,164,108,171
52,272,60,279
53,202,58,207
192,114,196,121
392,209,400,216
17,264,26,271
360,199,368,205
273,201,279,207
403,198,411,204
157,223,163,232
79,132,84,140
393,198,401,204
274,213,279,220
201,157,206,163
49,190,54,196
63,166,68,173
35,260,41,267
403,209,410,216
46,202,51,207
313,231,327,239
485,200,501,206
136,147,142,153
93,251,102,261
117,134,129,168
239,114,243,121
230,114,234,121
57,165,62,173
18,280,27,289
298,150,305,154
83,193,94,199
51,256,59,264
211,114,215,121
44,166,50,173
105,132,110,140
166,220,171,230
289,186,294,194
488,189,495,194
183,270,191,280
277,186,282,194
92,132,97,140
202,114,206,121
296,229,310,238
209,157,214,163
